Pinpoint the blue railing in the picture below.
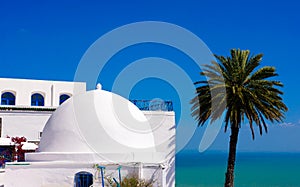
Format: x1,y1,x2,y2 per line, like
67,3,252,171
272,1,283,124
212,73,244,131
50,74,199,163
130,99,173,111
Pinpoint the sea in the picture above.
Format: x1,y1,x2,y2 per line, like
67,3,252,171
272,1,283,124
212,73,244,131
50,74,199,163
176,151,300,187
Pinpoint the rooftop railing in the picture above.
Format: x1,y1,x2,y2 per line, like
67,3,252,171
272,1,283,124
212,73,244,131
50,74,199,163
130,99,173,111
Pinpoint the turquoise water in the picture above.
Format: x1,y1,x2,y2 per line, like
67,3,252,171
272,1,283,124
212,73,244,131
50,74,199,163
176,151,300,187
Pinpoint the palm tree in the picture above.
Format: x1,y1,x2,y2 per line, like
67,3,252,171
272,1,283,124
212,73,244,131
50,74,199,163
191,49,288,187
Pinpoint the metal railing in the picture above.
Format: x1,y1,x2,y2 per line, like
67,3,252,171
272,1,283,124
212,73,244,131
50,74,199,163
130,99,173,111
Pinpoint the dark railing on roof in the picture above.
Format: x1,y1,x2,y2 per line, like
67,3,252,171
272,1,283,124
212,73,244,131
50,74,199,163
130,99,173,111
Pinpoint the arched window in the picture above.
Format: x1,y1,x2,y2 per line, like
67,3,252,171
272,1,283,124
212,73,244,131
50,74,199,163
1,92,16,105
59,94,70,105
31,93,44,106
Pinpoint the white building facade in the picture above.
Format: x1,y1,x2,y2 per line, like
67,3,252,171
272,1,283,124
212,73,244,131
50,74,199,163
0,78,86,107
0,78,176,187
0,78,86,141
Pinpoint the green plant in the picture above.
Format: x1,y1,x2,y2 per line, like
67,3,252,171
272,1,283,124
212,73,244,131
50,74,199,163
113,173,154,187
92,164,155,187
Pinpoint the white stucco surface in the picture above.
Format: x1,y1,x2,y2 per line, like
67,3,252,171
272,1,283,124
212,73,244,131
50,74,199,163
30,89,175,164
0,138,13,146
0,111,51,140
1,80,176,187
3,162,165,187
0,78,86,141
0,78,86,107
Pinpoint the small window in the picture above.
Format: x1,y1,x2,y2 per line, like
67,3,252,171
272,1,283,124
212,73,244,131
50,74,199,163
59,94,70,105
1,92,15,105
38,131,42,139
31,93,44,106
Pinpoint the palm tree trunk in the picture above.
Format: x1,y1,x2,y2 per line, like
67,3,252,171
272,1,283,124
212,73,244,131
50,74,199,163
224,126,239,187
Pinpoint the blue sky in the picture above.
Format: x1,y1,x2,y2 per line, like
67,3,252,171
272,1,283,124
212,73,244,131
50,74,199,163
1,0,300,152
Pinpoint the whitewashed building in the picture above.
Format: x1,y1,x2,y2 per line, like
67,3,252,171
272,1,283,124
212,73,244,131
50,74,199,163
0,78,86,141
0,78,176,187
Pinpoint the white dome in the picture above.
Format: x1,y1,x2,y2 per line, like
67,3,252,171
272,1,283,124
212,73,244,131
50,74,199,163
34,89,159,162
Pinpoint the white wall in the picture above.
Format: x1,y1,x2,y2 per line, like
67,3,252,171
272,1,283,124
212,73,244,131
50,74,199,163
143,111,175,158
144,111,175,187
0,78,86,107
0,111,52,141
4,162,164,187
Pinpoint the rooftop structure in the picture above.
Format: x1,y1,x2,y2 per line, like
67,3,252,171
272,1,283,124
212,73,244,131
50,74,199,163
4,89,175,186
0,78,86,142
0,78,176,186
0,78,174,142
